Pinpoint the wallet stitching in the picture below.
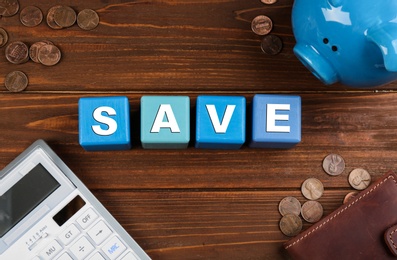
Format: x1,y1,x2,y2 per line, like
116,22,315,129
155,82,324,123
285,175,396,249
389,228,397,251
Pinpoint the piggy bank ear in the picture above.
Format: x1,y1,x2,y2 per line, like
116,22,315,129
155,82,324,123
328,0,343,7
367,23,397,72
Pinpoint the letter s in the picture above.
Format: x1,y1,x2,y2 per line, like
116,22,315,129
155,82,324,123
92,106,118,136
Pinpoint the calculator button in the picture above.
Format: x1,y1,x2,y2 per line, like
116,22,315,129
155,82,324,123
56,252,73,260
119,252,139,260
88,252,106,260
59,224,81,245
102,236,127,260
70,236,95,259
88,220,113,245
39,240,63,259
77,208,98,229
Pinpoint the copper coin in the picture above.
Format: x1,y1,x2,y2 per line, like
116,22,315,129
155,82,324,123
322,154,345,176
278,196,301,217
54,5,76,28
4,71,28,92
279,214,302,237
20,5,43,27
38,44,61,66
251,15,273,36
0,0,19,17
301,201,323,223
261,34,283,55
301,178,324,200
5,41,29,64
348,168,371,190
29,41,53,63
0,27,9,47
77,9,100,31
261,0,277,4
343,191,359,204
46,5,63,29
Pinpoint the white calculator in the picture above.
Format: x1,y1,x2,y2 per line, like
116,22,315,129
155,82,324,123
0,140,151,260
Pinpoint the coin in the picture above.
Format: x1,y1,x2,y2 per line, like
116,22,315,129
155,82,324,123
46,5,63,30
278,197,301,217
301,178,324,200
251,15,273,36
38,44,61,66
301,201,323,223
5,41,29,64
20,6,43,27
4,71,28,92
29,41,54,63
0,0,19,17
279,214,302,237
54,5,76,28
261,0,277,4
348,168,371,190
260,34,283,55
322,154,345,176
77,9,100,31
0,27,9,47
343,191,359,204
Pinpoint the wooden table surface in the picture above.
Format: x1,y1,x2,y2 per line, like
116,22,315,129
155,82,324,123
2,0,397,259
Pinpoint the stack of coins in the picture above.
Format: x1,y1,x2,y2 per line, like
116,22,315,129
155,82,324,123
1,3,100,92
250,14,283,55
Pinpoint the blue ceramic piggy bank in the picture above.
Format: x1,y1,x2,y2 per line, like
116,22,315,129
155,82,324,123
292,0,397,88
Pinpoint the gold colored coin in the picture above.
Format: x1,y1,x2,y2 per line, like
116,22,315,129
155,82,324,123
301,201,323,223
343,191,359,204
279,214,302,237
322,153,345,176
278,196,301,217
4,71,28,92
301,178,324,200
348,168,371,190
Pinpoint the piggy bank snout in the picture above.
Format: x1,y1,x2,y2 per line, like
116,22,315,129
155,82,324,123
294,43,339,85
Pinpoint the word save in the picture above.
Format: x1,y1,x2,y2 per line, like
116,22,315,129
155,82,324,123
78,94,301,151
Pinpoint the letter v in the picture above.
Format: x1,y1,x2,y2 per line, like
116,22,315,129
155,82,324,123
206,104,236,133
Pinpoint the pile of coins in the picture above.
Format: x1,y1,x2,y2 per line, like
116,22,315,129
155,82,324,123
278,153,372,237
0,1,100,92
250,1,282,55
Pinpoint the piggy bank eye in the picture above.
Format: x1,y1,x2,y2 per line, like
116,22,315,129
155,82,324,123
332,46,338,52
323,38,329,44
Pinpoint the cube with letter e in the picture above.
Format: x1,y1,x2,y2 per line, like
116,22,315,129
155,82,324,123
195,95,246,149
79,96,131,151
140,96,190,149
250,94,301,149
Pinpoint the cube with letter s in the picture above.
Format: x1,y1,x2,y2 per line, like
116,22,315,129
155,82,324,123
79,96,131,151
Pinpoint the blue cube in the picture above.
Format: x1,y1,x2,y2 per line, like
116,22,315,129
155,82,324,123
141,96,190,149
250,94,301,149
195,95,246,149
79,96,131,151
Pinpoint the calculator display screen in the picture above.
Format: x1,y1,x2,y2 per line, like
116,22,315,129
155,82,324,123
0,164,60,237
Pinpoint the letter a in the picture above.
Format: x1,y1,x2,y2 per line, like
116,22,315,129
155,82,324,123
151,104,181,133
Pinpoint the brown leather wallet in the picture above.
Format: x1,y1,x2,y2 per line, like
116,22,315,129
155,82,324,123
284,171,397,259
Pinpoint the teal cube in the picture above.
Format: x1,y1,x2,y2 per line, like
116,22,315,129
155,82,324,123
195,95,246,149
140,96,190,149
79,96,131,151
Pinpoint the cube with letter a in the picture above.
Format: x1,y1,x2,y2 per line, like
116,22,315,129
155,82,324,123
250,94,301,149
78,96,131,151
195,95,246,149
140,96,190,149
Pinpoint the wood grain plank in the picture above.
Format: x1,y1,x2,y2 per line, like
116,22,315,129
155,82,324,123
93,189,347,260
0,93,395,190
1,0,396,92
